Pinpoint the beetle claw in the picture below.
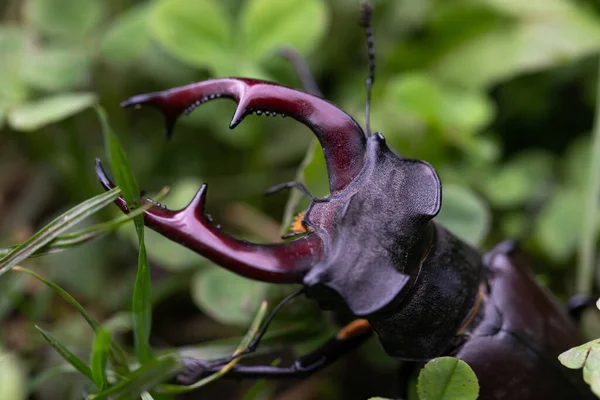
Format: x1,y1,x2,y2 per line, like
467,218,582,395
177,358,214,384
95,158,323,283
121,78,367,193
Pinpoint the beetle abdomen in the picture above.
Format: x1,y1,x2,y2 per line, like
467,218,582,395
456,243,594,399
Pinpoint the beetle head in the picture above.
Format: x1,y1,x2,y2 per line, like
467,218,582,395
301,133,441,315
96,78,440,317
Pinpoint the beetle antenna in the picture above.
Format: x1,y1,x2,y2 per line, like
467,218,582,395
359,1,375,137
279,47,323,97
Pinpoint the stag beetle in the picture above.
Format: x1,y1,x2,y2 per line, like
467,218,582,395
95,4,595,399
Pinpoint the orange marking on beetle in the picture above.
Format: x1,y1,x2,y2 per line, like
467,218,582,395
336,319,372,340
290,212,307,233
456,285,486,335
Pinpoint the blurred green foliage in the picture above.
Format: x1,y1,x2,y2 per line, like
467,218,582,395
1,0,600,398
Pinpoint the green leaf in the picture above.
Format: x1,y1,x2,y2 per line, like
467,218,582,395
0,349,26,400
391,74,495,133
90,329,111,390
563,137,591,191
479,0,576,17
417,357,479,400
141,392,155,400
23,48,91,91
385,73,446,127
559,339,600,369
535,188,582,262
7,93,96,132
178,343,238,362
483,151,553,208
303,142,330,199
25,0,103,39
136,228,200,271
380,74,495,148
584,348,600,397
435,184,491,247
35,325,93,382
149,0,233,72
433,2,600,89
0,187,120,276
0,27,29,105
240,0,327,62
439,87,495,136
102,312,134,335
92,355,182,400
100,4,151,65
281,139,321,232
576,61,600,295
191,268,267,326
591,374,600,398
0,101,7,129
584,348,600,396
182,102,267,147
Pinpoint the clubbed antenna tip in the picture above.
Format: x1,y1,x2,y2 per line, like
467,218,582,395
359,1,375,137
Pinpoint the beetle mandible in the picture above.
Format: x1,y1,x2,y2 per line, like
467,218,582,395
95,3,595,399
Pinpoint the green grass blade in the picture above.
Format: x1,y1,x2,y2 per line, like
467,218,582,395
158,301,269,394
91,329,112,390
14,267,100,330
96,106,139,205
13,267,129,370
576,59,600,295
133,238,153,363
281,139,318,232
97,105,153,363
90,355,182,400
0,188,168,259
35,325,94,382
141,392,155,400
0,187,120,275
27,364,79,394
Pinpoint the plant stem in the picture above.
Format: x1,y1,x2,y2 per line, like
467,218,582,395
576,59,600,295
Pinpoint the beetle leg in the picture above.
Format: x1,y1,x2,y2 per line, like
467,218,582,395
566,293,597,321
264,181,315,201
178,320,372,383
